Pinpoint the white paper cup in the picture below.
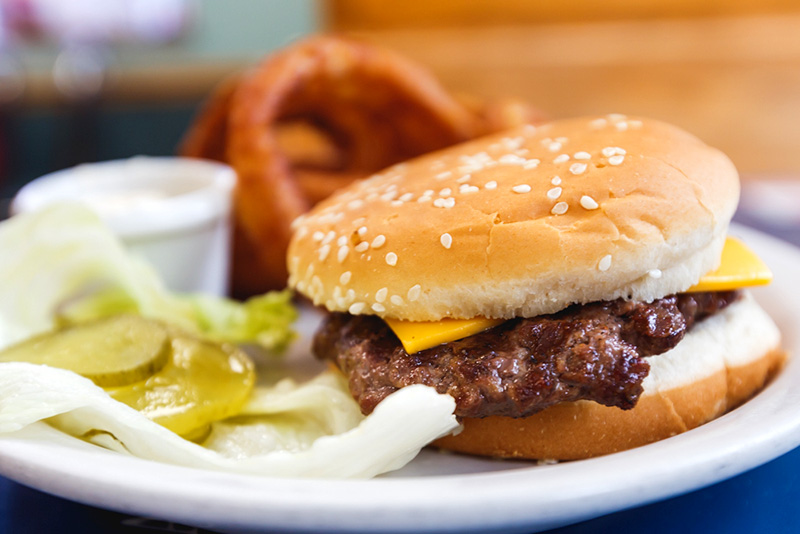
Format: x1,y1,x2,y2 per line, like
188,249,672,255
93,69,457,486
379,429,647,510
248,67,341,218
11,157,236,296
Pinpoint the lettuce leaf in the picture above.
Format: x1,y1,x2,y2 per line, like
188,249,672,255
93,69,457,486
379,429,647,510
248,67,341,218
0,204,296,351
0,363,459,478
0,204,460,478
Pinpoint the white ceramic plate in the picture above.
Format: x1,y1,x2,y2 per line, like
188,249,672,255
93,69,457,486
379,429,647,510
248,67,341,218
0,224,799,534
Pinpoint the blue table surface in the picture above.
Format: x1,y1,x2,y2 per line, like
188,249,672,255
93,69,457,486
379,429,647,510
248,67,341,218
2,202,800,534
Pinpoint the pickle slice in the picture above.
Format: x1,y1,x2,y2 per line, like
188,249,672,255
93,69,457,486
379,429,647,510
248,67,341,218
0,315,170,387
107,333,255,437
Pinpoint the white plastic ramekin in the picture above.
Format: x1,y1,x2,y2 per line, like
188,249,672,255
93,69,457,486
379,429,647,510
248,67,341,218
11,156,236,296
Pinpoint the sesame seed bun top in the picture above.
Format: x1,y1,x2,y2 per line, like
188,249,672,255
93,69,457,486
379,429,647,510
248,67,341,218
287,114,740,321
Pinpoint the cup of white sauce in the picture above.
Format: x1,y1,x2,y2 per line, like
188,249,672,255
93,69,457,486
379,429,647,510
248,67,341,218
11,157,236,296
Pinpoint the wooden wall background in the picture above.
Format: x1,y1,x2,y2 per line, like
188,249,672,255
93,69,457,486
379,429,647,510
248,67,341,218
324,0,800,175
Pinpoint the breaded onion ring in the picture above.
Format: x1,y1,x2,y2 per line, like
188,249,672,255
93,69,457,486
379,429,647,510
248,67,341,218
180,35,542,296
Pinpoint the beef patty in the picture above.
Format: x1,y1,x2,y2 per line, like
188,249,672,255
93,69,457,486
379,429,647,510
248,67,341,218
313,291,740,418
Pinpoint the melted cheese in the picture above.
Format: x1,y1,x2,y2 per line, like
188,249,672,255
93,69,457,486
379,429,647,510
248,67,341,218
684,237,772,292
384,317,504,355
385,237,771,354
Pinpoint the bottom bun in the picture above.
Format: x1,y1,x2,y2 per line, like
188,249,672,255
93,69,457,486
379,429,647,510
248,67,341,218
433,292,785,460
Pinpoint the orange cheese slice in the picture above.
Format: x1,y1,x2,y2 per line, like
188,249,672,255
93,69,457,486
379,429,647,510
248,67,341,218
684,237,772,292
386,236,771,354
384,317,504,356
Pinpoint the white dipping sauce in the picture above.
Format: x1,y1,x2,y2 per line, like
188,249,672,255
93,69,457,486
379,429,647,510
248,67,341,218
11,157,236,296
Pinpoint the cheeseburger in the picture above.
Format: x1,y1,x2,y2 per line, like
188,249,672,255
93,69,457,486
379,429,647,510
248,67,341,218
287,115,784,460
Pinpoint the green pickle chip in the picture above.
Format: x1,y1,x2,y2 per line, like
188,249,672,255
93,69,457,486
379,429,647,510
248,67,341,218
0,314,170,387
0,314,256,438
107,332,255,437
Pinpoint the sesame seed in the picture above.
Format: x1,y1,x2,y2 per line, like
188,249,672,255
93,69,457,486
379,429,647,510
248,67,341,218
318,244,331,261
547,187,562,200
551,176,562,185
408,284,422,301
340,271,352,285
439,188,452,197
590,118,608,129
433,197,456,208
337,246,350,263
548,142,562,152
291,214,306,229
574,151,591,160
347,199,364,210
357,226,368,236
648,269,663,279
436,171,452,180
569,163,588,175
390,200,403,207
346,288,355,301
355,242,369,252
390,295,404,306
440,233,453,249
629,120,643,129
312,231,325,241
523,159,540,169
371,235,386,248
337,235,348,246
553,154,570,164
615,122,629,131
460,185,479,194
485,181,498,190
385,252,398,266
598,255,612,272
580,195,599,210
512,184,532,194
399,192,414,202
499,154,526,165
372,303,386,313
502,136,524,150
608,113,626,121
457,174,472,183
349,302,367,314
551,202,569,215
376,287,388,302
381,191,398,202
608,155,625,166
602,146,626,157
322,231,336,245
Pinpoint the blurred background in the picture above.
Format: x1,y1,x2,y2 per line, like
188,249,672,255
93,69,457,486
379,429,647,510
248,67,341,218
0,0,798,237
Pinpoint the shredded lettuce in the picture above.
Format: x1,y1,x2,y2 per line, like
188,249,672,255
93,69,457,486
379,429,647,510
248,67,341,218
0,204,296,351
0,204,460,478
0,363,459,478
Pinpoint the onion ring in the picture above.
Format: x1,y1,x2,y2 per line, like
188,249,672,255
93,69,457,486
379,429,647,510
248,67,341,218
180,35,542,296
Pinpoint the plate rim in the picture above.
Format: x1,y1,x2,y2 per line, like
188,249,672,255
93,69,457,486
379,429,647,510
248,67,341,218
0,223,799,534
